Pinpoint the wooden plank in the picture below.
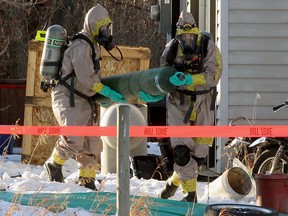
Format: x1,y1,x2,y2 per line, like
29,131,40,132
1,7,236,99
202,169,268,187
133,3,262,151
22,105,58,165
139,58,150,71
22,105,33,160
25,96,52,107
100,57,140,77
23,41,54,163
26,50,37,97
229,10,288,24
28,40,44,52
27,41,51,98
100,46,150,77
100,46,150,59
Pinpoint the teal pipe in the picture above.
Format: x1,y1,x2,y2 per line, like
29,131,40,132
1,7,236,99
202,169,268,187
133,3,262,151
95,66,178,103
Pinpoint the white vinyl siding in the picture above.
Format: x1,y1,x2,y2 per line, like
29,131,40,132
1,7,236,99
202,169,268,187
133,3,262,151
225,0,288,125
216,0,288,172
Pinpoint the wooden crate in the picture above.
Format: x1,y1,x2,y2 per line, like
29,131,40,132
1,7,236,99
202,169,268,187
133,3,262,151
22,40,150,165
100,46,150,76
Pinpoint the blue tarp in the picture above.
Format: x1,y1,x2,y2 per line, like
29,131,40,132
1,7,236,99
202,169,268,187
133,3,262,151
0,191,207,215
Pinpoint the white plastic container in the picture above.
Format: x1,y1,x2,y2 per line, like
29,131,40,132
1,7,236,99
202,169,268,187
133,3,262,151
208,167,252,200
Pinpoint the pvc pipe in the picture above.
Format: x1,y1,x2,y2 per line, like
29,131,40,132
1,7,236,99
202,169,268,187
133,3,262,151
100,103,147,175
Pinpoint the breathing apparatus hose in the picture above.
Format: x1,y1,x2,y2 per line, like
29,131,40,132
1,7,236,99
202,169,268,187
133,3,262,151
106,45,123,61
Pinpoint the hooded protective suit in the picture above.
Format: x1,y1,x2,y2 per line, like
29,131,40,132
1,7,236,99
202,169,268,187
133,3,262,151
159,11,222,201
45,4,124,190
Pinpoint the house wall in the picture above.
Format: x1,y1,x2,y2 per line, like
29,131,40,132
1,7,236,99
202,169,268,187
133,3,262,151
216,0,288,172
0,80,26,147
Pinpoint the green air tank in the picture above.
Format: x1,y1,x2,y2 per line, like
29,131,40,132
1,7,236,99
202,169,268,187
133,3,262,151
95,66,179,103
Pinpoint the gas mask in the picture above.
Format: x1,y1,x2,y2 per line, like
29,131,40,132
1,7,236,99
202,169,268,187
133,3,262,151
177,33,198,61
95,24,114,51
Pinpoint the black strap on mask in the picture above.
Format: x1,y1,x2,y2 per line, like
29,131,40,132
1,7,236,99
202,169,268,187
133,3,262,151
95,35,123,62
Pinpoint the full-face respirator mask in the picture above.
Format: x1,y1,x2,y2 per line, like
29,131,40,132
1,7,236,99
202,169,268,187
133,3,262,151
95,23,114,51
176,23,198,61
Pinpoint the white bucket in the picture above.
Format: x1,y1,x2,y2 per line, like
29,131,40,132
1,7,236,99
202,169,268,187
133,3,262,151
208,167,252,200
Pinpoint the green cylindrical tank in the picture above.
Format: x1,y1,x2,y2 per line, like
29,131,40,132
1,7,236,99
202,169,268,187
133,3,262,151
95,66,178,103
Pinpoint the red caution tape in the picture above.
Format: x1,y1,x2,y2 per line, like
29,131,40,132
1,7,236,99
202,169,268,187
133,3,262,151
0,125,116,136
0,125,287,137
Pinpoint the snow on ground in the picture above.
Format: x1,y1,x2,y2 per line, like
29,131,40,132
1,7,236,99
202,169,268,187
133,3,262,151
0,144,257,215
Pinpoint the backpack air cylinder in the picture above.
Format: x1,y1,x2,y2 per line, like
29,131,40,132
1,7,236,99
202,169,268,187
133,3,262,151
40,25,67,81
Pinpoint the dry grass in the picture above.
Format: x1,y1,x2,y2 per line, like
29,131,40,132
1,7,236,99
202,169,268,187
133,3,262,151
0,135,15,157
130,194,153,216
2,190,105,215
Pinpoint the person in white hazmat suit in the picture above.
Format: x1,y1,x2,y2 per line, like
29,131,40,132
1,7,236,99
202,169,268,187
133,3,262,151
44,4,125,190
160,11,222,202
141,11,223,202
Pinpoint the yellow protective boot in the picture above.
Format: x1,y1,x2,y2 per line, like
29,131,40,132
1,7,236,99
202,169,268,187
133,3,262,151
180,178,197,203
44,152,66,183
182,192,197,202
78,177,96,190
160,181,178,199
160,172,180,199
44,160,64,182
78,167,97,190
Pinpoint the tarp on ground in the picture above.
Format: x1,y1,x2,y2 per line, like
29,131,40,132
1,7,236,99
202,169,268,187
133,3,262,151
0,191,207,215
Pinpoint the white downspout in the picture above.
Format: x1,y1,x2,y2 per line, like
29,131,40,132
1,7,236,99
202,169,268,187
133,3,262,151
199,0,210,32
216,0,229,173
